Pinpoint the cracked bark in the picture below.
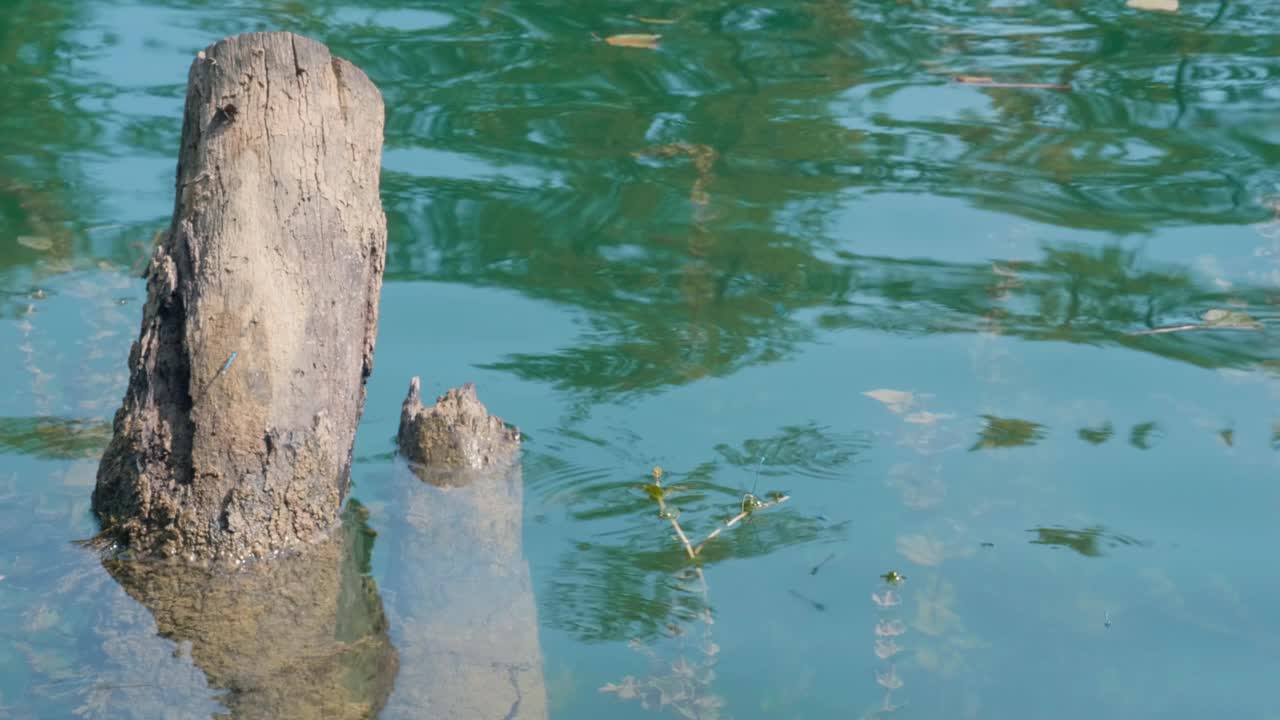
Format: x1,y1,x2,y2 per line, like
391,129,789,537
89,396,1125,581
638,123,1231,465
92,32,387,563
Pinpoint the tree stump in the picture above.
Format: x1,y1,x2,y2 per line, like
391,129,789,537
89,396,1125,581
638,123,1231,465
387,379,548,719
92,32,387,562
397,377,521,476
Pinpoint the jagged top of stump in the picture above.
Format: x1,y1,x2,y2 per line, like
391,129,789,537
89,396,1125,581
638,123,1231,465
397,377,520,476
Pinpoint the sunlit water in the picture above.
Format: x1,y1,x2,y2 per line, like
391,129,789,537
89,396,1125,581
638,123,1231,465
2,1,1278,718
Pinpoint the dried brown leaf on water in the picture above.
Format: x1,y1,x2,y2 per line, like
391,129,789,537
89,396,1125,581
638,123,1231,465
630,15,677,24
1127,0,1178,11
953,75,1071,91
603,33,662,49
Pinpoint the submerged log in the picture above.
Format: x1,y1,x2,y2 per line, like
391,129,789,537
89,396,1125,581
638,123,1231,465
386,378,547,719
92,32,387,561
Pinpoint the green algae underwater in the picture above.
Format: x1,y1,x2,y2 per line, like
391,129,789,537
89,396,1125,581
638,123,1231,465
1,1,1279,718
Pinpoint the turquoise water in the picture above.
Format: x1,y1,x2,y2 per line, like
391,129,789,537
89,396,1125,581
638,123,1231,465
2,1,1279,717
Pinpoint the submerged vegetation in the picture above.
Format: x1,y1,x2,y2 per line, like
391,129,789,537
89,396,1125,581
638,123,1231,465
599,466,790,718
642,466,791,560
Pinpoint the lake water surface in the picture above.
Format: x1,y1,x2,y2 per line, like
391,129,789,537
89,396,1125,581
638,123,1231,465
2,1,1278,718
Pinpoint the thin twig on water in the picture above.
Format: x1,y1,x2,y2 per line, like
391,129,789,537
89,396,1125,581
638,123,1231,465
648,467,788,559
694,495,789,556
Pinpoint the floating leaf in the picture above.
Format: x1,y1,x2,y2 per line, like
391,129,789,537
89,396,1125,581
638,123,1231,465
953,75,1070,90
604,33,661,49
1127,0,1178,11
880,570,906,585
863,389,916,415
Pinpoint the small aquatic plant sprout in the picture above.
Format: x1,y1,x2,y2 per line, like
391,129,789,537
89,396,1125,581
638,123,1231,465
642,466,790,559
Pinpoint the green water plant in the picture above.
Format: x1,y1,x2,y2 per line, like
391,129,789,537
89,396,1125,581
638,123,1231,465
599,466,792,718
644,466,790,560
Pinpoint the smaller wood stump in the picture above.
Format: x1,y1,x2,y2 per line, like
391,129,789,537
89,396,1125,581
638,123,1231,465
398,377,521,476
93,32,387,562
388,378,547,719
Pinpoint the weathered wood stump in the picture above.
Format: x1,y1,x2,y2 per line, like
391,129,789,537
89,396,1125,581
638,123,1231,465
92,32,386,561
397,377,521,477
387,378,548,719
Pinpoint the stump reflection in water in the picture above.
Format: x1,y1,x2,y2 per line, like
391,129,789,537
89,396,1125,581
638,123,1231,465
381,457,548,720
102,503,398,719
